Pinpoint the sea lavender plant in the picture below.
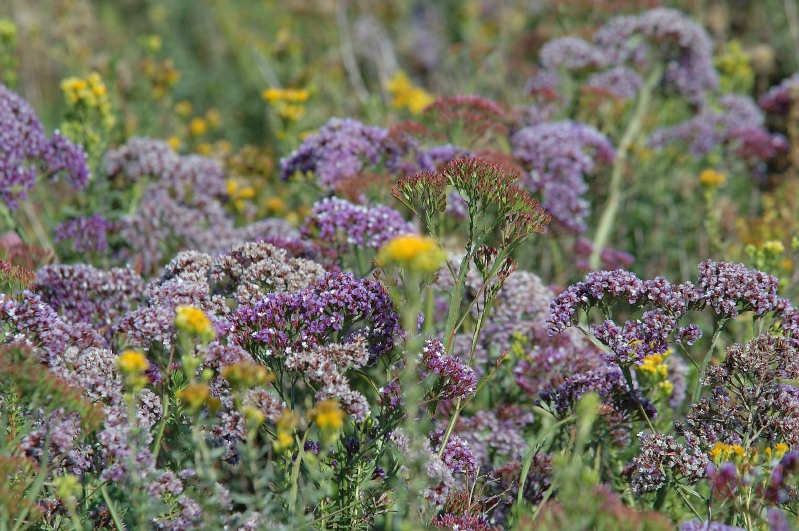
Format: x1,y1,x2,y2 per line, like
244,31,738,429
593,8,718,103
301,197,415,274
511,121,615,234
279,118,391,189
53,214,114,255
1,83,89,211
107,137,296,274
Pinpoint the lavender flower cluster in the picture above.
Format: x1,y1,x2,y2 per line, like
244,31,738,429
547,260,785,366
759,73,799,116
649,94,788,164
53,214,114,254
419,338,477,401
34,264,143,329
301,197,415,258
107,137,296,274
281,117,470,191
593,8,718,103
230,271,401,363
1,84,89,210
280,118,390,188
512,121,615,234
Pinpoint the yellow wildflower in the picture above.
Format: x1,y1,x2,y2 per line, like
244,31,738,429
174,305,215,342
189,117,208,136
117,350,149,374
196,143,212,155
311,400,345,431
264,197,287,214
310,400,346,444
273,409,299,452
116,350,150,391
386,70,434,114
178,382,220,413
699,169,726,187
167,136,181,152
174,100,193,117
220,362,274,389
375,234,447,274
762,240,785,255
205,108,221,128
261,88,310,104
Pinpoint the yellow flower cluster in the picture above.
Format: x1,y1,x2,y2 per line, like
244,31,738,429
699,169,726,187
220,362,274,390
710,442,756,465
375,234,447,274
637,350,674,398
764,443,790,460
386,70,434,114
715,40,755,94
60,72,115,136
262,88,309,123
116,350,150,391
177,382,221,414
174,305,215,343
310,400,346,444
273,409,299,452
226,179,257,212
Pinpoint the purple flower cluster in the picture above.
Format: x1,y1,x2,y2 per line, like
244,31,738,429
548,260,781,365
650,94,787,164
430,429,478,477
280,118,390,188
285,338,372,421
108,137,296,274
231,272,401,363
538,365,656,425
54,214,114,254
583,66,644,101
690,334,799,447
511,121,615,234
630,431,708,496
679,520,746,531
759,74,799,115
301,197,415,257
697,259,780,318
1,84,89,209
539,36,609,72
419,338,477,401
34,264,143,329
594,8,718,103
573,237,635,272
0,291,103,360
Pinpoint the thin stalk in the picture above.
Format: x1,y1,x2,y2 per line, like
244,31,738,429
590,65,663,270
621,365,655,433
151,392,170,463
288,430,309,514
12,431,51,531
691,319,727,405
100,485,126,531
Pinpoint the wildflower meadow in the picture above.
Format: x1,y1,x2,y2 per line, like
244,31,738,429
4,1,799,529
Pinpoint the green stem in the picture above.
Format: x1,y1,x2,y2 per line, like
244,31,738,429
590,65,663,270
288,430,309,514
12,431,51,531
691,319,727,405
100,484,126,531
621,365,655,433
151,392,170,463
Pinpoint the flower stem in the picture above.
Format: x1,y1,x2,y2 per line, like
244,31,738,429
691,319,726,405
590,65,663,270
